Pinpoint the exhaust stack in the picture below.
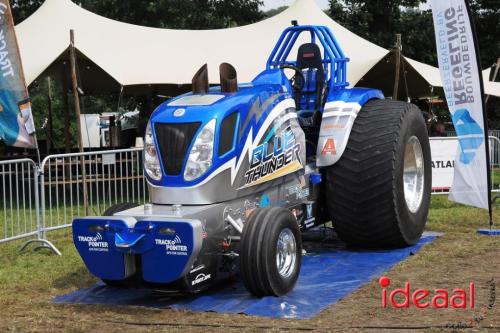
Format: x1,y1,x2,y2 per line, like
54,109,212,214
192,64,209,94
220,63,238,93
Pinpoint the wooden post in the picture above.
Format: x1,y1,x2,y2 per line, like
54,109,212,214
62,66,71,153
486,57,500,104
393,34,402,101
69,29,89,215
47,77,53,152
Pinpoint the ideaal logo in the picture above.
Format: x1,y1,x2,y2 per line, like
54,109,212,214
243,126,302,187
77,233,109,251
379,276,474,309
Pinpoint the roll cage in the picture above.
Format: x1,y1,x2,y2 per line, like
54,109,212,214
266,25,350,92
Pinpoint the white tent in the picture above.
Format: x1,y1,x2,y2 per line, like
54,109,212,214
15,0,500,97
406,58,500,98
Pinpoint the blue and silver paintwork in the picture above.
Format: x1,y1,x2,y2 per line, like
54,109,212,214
73,24,385,289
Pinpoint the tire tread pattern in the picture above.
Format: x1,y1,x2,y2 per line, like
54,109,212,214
325,99,421,247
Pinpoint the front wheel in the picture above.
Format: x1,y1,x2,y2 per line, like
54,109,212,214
240,207,302,297
324,99,432,247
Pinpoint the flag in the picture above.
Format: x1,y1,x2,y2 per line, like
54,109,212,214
430,0,491,211
0,0,36,148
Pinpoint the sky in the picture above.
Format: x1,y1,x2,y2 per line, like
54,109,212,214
262,0,329,10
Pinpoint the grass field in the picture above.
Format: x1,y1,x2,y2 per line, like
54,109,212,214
0,196,499,332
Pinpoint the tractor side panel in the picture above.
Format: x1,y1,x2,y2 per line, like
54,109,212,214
316,88,384,167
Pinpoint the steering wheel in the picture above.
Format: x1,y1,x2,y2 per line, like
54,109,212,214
279,64,305,93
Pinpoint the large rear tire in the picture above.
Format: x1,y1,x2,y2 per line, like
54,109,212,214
240,207,302,297
324,99,431,247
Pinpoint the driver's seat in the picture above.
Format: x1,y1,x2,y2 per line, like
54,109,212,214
296,43,325,111
295,43,325,129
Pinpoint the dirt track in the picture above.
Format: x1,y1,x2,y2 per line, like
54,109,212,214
1,235,498,332
1,197,499,332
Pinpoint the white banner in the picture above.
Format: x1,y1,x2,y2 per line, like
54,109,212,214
431,0,489,209
430,138,458,190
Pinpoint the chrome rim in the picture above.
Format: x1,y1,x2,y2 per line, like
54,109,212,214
276,228,297,278
403,136,425,214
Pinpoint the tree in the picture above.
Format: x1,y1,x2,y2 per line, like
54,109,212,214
328,0,425,49
467,0,500,68
11,0,44,24
75,0,264,29
12,0,264,28
264,6,288,18
328,0,499,67
398,9,437,66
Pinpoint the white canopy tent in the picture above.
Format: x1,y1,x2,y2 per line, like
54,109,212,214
14,0,500,97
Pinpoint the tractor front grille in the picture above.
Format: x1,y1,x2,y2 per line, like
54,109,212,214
154,122,201,176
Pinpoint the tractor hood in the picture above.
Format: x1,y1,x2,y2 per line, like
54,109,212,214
145,69,305,205
150,69,291,125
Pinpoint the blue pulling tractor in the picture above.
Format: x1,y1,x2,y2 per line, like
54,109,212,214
73,24,431,296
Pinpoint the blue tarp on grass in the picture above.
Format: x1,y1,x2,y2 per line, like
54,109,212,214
53,231,438,319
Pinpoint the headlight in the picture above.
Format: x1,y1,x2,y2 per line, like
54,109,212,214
144,121,162,181
184,119,215,181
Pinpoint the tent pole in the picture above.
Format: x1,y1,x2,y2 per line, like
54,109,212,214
392,34,402,101
61,65,71,153
70,29,89,216
485,57,500,105
47,76,53,153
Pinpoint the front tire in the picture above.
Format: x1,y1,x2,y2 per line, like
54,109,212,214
102,202,140,216
240,207,302,297
324,99,431,247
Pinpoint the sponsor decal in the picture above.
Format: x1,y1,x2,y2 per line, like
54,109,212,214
77,233,109,252
244,199,259,217
192,273,211,286
321,138,337,156
432,160,455,169
155,235,188,256
379,276,474,309
304,202,315,227
259,194,270,208
173,108,186,117
243,126,302,187
321,123,345,130
287,183,310,200
306,204,313,219
189,265,205,274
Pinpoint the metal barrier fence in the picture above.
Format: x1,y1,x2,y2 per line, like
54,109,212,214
0,148,148,254
431,136,500,195
0,140,498,252
38,148,148,238
0,159,39,244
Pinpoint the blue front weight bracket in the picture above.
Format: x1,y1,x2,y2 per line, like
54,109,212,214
72,217,203,284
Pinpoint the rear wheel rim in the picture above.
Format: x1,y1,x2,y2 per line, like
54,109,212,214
403,136,425,214
276,228,297,279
